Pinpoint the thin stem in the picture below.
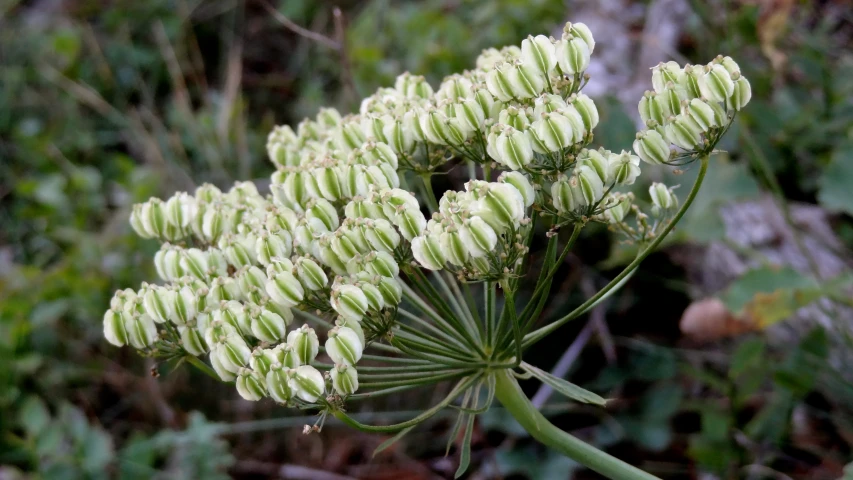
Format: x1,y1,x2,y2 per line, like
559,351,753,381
485,281,496,351
420,173,440,214
186,356,221,381
432,270,479,339
500,280,522,366
397,308,471,351
441,271,480,339
524,155,710,347
493,369,660,480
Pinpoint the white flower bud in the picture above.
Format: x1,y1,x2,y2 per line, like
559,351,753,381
487,126,533,171
460,216,498,258
103,309,128,347
295,257,328,291
551,178,581,214
363,251,398,278
180,248,208,280
633,129,671,165
210,349,237,381
649,182,678,214
498,171,534,208
665,114,703,150
154,246,183,282
256,231,292,266
331,364,359,396
439,229,468,266
325,326,364,366
566,22,595,52
215,300,252,337
608,150,642,185
412,234,445,271
556,36,590,75
290,365,325,403
475,183,525,233
521,35,557,78
383,117,415,154
129,205,154,238
331,284,369,322
359,280,385,311
727,77,751,111
266,363,293,403
364,219,401,253
576,165,604,205
287,325,320,364
395,208,427,242
682,65,706,99
570,93,599,131
126,313,158,350
702,64,735,103
266,271,305,308
638,92,672,127
214,334,251,373
251,308,287,343
306,199,340,232
180,325,207,356
651,61,685,94
250,347,277,376
531,112,574,153
201,206,225,243
508,63,546,99
603,194,632,224
236,369,267,401
165,192,196,229
376,276,403,306
486,64,516,102
238,265,267,300
577,149,610,184
140,199,167,238
686,98,718,131
142,285,173,324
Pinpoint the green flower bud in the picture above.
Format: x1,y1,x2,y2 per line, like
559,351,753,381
603,194,632,224
331,364,359,396
382,117,415,154
509,63,546,99
165,192,196,229
570,94,599,131
207,276,240,303
499,105,533,130
363,251,398,278
455,98,486,133
487,125,533,171
359,280,385,311
180,325,207,356
129,204,154,239
364,219,401,253
103,309,128,347
315,167,344,201
577,149,610,184
532,94,567,118
306,199,340,232
154,246,183,282
238,266,267,300
210,349,237,381
665,114,703,150
318,242,349,276
649,182,678,214
551,178,580,214
476,183,525,233
335,121,367,151
686,98,718,131
236,369,267,401
317,107,342,128
272,342,301,368
460,216,498,258
701,64,735,103
255,231,292,267
325,326,364,367
251,308,286,343
651,61,685,93
556,36,590,75
682,65,706,99
140,198,167,238
287,325,320,364
607,150,642,185
726,77,751,111
143,285,173,324
295,257,328,291
638,92,671,127
521,35,557,78
566,22,595,52
331,284,369,322
439,229,469,266
290,365,325,403
498,171,534,208
180,248,208,280
222,235,256,269
403,110,427,142
215,300,252,337
576,165,604,205
201,206,226,243
411,234,445,271
266,363,293,403
266,271,305,308
126,313,158,350
397,72,435,99
395,208,427,242
633,129,671,165
532,111,574,152
250,347,277,376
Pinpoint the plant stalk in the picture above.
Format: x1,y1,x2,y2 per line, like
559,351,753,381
493,369,660,480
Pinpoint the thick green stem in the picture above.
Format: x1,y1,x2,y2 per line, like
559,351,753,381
493,369,660,480
420,173,440,213
523,155,710,347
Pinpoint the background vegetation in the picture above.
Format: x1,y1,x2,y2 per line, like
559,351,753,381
1,0,852,478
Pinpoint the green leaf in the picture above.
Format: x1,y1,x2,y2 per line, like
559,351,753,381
818,143,853,215
454,414,475,479
19,395,51,437
520,362,607,406
372,425,415,457
720,266,815,313
729,338,765,379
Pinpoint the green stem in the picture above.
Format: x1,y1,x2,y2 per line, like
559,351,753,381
524,155,710,347
420,173,440,213
493,369,660,480
186,356,221,381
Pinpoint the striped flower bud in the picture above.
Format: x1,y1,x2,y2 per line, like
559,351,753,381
665,114,703,150
273,342,301,368
210,349,237,381
633,129,671,165
686,98,718,131
238,265,267,300
475,183,525,233
460,216,498,258
331,284,369,322
395,208,427,241
499,105,532,130
287,325,320,365
315,166,344,201
701,64,735,103
201,206,226,243
521,35,557,77
551,177,581,214
603,194,632,224
255,231,292,266
455,98,486,133
638,91,671,127
295,257,328,291
576,165,604,205
140,199,167,238
566,22,595,52
169,286,196,326
251,308,286,343
577,149,609,184
487,125,533,171
363,251,399,278
250,347,277,376
486,64,516,102
236,369,267,401
180,248,208,280
532,94,567,118
126,313,158,350
411,234,445,271
325,326,364,367
129,204,154,239
440,229,468,266
266,363,293,403
180,324,207,356
509,63,546,99
359,280,385,312
154,246,183,282
382,117,415,154
103,309,128,347
215,300,251,337
364,219,400,253
377,276,403,306
570,94,599,131
142,285,173,324
651,61,685,94
556,36,590,75
266,271,305,308
165,192,196,229
331,364,359,396
290,365,325,403
306,199,340,232
726,77,751,111
649,182,678,214
498,171,534,208
607,150,642,185
682,65,706,99
531,111,574,153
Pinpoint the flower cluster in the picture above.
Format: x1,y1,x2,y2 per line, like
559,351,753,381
105,19,751,440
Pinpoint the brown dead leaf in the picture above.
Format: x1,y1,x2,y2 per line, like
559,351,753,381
680,297,758,341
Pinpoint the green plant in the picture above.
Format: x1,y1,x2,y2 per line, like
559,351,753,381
101,20,751,479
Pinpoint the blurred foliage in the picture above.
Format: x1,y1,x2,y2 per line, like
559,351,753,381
1,0,851,478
